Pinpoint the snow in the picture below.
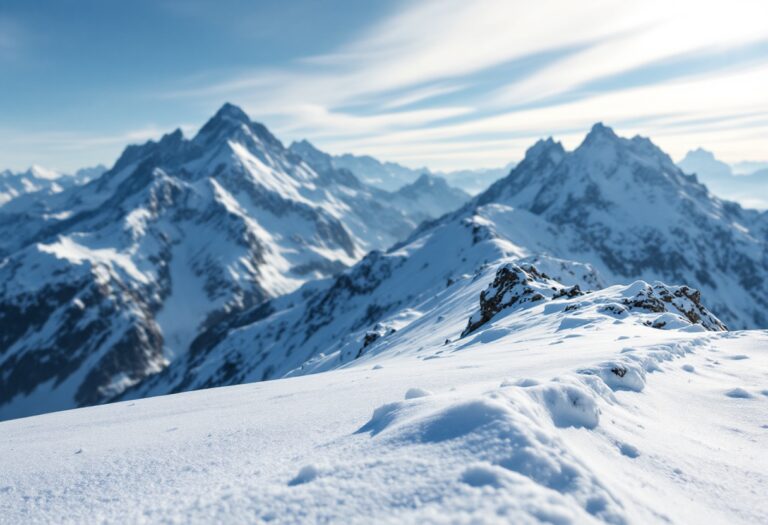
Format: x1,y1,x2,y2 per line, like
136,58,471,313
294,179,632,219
1,295,767,523
38,235,150,285
2,113,768,523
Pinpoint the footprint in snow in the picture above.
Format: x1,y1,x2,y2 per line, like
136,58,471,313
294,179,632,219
461,464,503,488
725,388,753,399
289,465,319,486
405,388,432,400
681,364,695,373
618,442,640,458
726,355,749,360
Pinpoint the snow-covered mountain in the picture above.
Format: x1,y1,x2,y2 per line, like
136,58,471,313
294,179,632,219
70,164,108,184
677,148,733,180
117,123,768,406
0,164,106,208
300,143,510,194
331,151,430,192
440,164,515,195
3,120,768,422
470,126,768,328
289,140,470,223
0,166,66,207
677,148,768,209
0,103,454,420
389,173,470,224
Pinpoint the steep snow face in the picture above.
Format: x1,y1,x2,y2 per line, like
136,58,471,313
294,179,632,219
0,104,424,420
1,265,764,524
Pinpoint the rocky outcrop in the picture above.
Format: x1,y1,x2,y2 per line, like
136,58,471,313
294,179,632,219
462,265,727,338
616,282,727,331
462,263,584,336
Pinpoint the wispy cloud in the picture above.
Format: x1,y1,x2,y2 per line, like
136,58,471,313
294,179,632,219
7,1,767,171
154,0,768,169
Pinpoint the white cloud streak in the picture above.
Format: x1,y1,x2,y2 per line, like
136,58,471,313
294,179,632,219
15,1,768,171
160,0,768,169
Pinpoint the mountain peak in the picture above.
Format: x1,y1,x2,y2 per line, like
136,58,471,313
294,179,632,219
196,103,252,140
681,147,718,164
289,139,323,156
214,102,251,124
521,137,565,166
529,136,563,154
583,122,619,144
194,103,283,153
678,147,733,180
28,165,60,180
289,139,334,172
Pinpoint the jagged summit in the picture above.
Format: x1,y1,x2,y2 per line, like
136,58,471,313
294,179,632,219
288,139,335,172
215,101,251,123
409,172,445,188
27,164,61,180
582,121,618,143
193,102,283,152
522,137,565,165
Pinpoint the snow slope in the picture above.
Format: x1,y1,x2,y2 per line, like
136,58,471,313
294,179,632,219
1,278,765,524
3,121,766,522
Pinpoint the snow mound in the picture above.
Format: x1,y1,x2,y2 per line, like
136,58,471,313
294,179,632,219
578,360,647,392
357,377,624,522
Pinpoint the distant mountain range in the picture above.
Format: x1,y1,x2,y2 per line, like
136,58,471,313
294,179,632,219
677,148,768,209
0,164,106,207
301,143,512,194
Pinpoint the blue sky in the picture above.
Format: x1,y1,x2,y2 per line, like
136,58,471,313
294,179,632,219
1,0,767,172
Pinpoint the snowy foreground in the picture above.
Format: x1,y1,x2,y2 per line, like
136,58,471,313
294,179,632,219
1,302,767,524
